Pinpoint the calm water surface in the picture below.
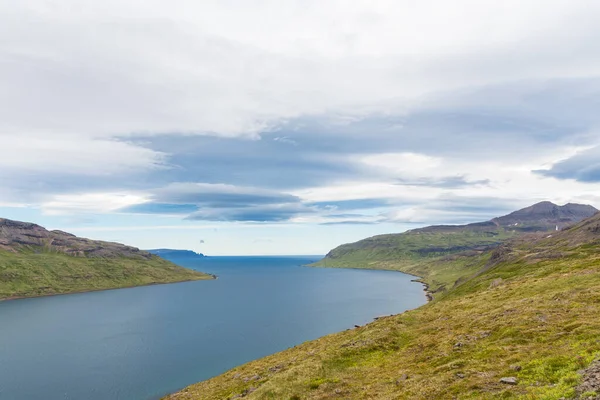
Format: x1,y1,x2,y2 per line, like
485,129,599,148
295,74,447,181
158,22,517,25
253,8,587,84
0,256,425,400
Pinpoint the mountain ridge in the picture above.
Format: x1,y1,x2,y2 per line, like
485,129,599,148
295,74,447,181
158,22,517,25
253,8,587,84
313,202,598,297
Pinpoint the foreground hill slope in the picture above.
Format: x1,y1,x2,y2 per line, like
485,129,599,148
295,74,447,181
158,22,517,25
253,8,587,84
313,202,598,297
168,212,600,399
0,218,213,300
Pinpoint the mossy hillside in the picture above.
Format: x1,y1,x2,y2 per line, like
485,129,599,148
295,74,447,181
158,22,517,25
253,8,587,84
312,203,598,299
312,228,516,296
0,249,212,300
168,216,600,399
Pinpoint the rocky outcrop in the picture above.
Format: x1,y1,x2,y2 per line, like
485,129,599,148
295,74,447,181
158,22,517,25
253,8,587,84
577,360,600,399
0,218,152,259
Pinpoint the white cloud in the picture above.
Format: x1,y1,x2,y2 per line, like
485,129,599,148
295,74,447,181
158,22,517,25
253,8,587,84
2,0,600,139
42,192,148,215
2,1,600,253
0,135,166,175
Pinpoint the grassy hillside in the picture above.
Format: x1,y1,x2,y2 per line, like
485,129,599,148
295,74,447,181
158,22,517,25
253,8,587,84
312,203,598,298
0,218,213,300
0,249,212,300
167,214,600,399
312,226,518,296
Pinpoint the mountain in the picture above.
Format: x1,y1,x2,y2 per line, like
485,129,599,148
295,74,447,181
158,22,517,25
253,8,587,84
492,201,599,231
312,202,598,296
0,218,213,300
169,210,600,399
147,249,206,258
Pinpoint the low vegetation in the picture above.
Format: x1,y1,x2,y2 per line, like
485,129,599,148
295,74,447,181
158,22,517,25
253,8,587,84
311,202,597,298
0,249,212,300
0,218,212,300
167,212,600,399
312,228,515,296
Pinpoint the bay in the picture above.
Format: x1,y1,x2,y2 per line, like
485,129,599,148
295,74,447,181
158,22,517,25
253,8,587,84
0,255,425,400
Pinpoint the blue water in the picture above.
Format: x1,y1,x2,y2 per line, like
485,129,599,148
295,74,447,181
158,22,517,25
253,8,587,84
0,255,426,400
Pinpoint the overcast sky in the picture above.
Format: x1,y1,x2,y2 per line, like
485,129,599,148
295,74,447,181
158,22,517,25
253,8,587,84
2,0,600,255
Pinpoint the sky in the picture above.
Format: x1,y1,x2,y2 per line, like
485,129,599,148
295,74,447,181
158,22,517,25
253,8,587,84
1,0,600,255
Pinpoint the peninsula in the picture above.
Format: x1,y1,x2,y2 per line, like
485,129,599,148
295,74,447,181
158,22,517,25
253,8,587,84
0,218,213,300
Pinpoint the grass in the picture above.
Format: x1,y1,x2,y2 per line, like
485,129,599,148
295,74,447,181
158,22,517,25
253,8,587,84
0,249,213,300
311,228,517,297
166,216,600,399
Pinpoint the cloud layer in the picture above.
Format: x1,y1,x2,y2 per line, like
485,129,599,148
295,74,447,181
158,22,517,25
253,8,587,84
1,0,600,234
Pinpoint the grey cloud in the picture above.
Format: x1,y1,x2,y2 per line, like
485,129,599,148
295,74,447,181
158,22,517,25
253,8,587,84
395,176,490,189
126,77,600,193
4,76,600,206
308,199,391,211
120,183,314,222
383,196,523,225
535,146,600,183
185,204,313,222
153,183,300,207
320,221,380,225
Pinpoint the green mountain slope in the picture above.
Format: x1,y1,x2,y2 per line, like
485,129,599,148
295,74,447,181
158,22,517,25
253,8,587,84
167,210,600,400
312,202,598,297
0,218,213,300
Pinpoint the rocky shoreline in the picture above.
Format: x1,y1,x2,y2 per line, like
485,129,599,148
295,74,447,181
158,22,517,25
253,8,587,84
411,279,433,302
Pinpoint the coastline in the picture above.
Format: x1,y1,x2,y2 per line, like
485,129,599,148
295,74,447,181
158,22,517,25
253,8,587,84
411,278,433,302
0,273,216,303
307,262,434,302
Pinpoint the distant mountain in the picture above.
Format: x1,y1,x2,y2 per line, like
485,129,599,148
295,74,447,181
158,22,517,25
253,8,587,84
147,249,206,258
312,202,598,295
491,201,599,231
0,218,213,300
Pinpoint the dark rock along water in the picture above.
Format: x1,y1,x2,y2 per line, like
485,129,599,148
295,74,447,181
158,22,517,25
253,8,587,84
0,255,426,400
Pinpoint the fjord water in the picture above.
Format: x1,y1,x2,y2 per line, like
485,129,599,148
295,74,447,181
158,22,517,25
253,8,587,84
0,256,425,400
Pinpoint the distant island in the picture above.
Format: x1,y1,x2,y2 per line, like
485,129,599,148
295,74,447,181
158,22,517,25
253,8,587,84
170,202,600,399
0,218,214,300
147,249,206,258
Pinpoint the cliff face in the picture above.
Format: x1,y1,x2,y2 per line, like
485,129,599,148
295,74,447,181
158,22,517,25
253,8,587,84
0,218,151,259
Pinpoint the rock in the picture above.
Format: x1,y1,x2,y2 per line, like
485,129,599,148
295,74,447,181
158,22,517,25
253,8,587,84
489,278,503,289
500,377,518,385
268,364,283,373
0,217,153,259
235,387,257,398
576,359,600,398
395,374,409,385
456,373,465,379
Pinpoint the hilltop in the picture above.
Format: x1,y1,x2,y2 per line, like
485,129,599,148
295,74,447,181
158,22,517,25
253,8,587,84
0,218,213,300
168,210,600,399
312,202,598,297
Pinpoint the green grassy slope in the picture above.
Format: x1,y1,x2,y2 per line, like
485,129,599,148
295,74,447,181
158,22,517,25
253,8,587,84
312,203,598,298
312,226,519,296
167,214,600,399
0,250,212,300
